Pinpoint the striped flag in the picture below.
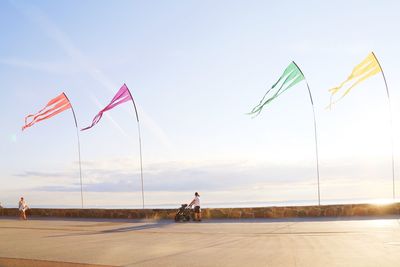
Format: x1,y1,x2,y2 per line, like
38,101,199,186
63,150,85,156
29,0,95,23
328,52,382,108
249,62,304,116
81,84,133,131
22,93,71,131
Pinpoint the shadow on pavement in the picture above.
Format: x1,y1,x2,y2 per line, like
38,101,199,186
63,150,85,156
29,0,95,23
100,221,173,233
46,221,174,238
0,257,116,267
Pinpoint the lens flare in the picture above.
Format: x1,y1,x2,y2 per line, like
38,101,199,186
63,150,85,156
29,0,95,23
10,134,17,143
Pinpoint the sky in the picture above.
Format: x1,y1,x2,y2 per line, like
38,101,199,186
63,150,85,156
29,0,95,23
1,0,400,208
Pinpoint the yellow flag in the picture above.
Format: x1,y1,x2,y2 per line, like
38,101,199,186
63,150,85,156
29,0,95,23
328,52,382,108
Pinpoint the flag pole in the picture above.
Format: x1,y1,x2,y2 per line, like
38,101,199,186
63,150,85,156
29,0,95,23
292,62,321,205
63,93,84,208
371,52,395,200
125,85,145,209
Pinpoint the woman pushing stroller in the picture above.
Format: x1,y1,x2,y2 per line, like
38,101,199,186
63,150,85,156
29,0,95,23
189,192,201,222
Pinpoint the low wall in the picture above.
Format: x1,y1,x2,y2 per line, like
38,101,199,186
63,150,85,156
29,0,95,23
1,203,399,220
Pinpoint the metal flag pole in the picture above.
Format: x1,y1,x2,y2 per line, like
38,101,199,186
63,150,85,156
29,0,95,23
292,62,321,205
125,85,145,209
63,93,84,208
371,52,395,200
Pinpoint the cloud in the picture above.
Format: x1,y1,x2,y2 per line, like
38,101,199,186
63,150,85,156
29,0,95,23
27,159,318,193
10,157,397,207
14,170,71,178
22,155,394,197
0,58,80,75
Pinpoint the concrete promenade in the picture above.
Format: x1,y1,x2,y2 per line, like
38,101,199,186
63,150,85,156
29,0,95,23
1,216,400,267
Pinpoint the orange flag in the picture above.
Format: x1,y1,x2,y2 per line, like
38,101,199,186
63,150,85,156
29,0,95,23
22,93,71,131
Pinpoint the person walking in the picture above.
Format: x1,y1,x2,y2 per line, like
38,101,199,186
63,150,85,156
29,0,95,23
18,197,28,220
189,192,201,222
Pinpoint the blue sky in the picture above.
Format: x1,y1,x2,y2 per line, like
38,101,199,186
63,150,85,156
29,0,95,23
1,0,400,208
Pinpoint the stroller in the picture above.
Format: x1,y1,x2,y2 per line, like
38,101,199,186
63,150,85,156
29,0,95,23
174,204,193,222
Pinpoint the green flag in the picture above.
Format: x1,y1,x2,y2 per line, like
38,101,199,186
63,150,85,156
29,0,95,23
249,62,304,116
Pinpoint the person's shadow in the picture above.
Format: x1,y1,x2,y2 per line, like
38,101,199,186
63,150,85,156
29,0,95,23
100,221,172,233
46,220,173,238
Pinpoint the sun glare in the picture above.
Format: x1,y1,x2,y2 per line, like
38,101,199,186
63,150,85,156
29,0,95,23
367,198,396,205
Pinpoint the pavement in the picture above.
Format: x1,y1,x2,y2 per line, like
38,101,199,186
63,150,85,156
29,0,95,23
0,216,400,267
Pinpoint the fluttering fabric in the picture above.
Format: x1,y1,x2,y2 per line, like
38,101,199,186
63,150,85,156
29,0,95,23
81,84,132,131
22,93,71,131
249,62,304,116
328,52,382,108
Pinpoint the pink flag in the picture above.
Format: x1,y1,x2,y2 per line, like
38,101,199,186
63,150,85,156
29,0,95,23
22,93,72,131
81,84,133,131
